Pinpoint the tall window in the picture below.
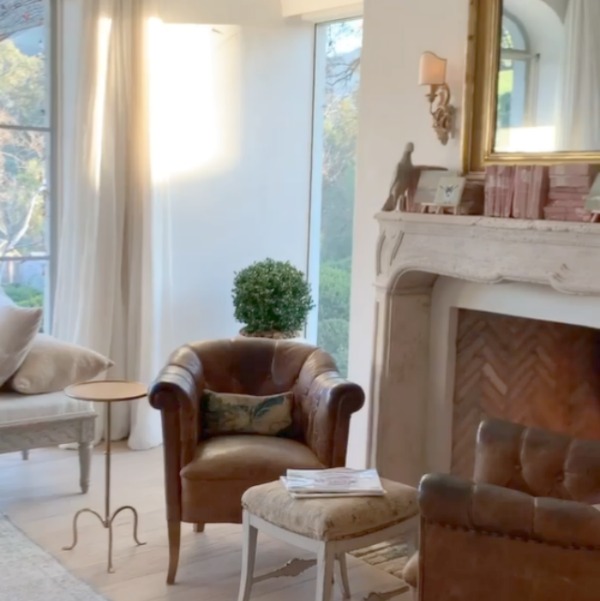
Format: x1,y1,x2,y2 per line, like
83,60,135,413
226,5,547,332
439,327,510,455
0,0,52,317
308,19,362,376
497,14,534,131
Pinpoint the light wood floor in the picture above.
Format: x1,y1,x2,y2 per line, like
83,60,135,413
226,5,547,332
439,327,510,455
0,444,410,601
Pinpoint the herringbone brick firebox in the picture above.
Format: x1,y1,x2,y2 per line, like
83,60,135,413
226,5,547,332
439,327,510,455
451,309,600,478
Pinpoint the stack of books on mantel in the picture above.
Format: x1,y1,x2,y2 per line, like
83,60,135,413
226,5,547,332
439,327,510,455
280,468,385,499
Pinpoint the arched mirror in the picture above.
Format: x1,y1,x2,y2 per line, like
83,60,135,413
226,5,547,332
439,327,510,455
463,0,600,173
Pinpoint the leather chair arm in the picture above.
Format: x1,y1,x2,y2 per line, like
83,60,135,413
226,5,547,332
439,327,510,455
149,365,197,411
473,419,600,503
149,345,204,413
295,351,364,466
419,473,600,550
149,346,205,521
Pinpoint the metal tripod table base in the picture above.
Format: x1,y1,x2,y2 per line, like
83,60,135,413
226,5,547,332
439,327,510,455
63,505,146,573
62,381,148,573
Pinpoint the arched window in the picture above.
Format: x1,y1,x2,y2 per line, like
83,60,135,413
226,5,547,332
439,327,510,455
497,14,535,131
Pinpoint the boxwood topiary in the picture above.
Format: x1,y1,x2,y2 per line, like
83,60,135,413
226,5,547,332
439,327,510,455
232,258,314,338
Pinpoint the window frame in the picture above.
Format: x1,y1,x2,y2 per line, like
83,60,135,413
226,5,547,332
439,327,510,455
306,16,362,376
498,12,539,131
0,0,58,329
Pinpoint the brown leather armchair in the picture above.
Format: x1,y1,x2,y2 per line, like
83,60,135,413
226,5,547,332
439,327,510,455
404,419,600,601
149,338,364,584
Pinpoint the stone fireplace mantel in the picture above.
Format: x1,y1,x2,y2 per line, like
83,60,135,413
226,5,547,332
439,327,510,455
371,212,600,486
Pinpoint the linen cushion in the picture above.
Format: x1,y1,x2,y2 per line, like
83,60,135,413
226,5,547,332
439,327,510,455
0,390,95,425
201,390,293,436
0,303,43,387
242,478,418,541
8,334,113,394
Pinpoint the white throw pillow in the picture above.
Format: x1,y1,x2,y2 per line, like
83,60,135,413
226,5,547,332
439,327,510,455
0,303,43,387
9,334,114,394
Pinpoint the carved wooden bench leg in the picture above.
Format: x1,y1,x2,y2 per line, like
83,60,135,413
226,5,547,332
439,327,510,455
78,442,92,493
193,522,205,533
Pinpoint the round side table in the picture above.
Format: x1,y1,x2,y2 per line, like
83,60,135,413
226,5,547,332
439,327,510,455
62,380,147,573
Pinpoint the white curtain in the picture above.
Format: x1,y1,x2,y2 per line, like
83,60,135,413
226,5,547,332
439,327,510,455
53,0,173,449
556,0,600,150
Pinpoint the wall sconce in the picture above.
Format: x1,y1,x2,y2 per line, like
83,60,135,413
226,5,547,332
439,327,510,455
418,51,455,145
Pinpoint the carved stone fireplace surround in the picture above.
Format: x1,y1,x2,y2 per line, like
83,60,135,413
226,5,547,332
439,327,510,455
371,212,600,486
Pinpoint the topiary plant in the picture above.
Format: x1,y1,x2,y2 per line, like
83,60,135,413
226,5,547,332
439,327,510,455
232,258,314,338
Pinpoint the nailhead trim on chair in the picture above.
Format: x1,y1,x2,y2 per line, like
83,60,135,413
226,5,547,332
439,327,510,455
425,519,600,552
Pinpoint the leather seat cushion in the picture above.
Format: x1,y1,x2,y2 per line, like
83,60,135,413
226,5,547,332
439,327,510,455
181,435,324,482
180,435,324,524
242,479,418,541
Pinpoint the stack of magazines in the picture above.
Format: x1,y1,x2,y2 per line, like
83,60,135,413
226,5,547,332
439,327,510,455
280,467,385,499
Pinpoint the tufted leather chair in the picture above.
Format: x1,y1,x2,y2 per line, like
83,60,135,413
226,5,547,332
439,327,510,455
403,418,600,600
149,338,364,584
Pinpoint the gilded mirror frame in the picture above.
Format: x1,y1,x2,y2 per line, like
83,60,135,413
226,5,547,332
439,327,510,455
462,0,600,174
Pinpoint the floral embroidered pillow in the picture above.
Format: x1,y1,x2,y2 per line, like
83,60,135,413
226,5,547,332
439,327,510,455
201,390,293,436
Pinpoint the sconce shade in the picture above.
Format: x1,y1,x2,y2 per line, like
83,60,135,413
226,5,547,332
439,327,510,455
419,51,447,86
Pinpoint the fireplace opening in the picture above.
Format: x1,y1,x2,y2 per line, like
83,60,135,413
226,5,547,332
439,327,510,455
451,309,600,478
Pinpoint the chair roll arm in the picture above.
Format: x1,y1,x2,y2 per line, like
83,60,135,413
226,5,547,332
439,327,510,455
295,350,364,467
419,473,600,550
149,365,199,413
149,345,204,413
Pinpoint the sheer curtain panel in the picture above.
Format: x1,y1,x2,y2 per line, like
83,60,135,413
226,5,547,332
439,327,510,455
53,0,173,449
556,0,600,150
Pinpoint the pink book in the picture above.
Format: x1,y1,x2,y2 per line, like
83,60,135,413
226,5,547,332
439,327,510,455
527,166,549,219
548,191,587,202
484,166,497,216
549,174,594,190
549,164,600,177
497,166,515,217
512,166,531,219
544,206,568,221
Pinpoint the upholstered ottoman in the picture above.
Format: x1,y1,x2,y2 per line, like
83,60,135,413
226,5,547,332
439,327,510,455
237,479,418,601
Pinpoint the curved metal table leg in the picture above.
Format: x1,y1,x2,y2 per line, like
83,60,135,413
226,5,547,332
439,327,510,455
63,400,145,573
62,508,106,551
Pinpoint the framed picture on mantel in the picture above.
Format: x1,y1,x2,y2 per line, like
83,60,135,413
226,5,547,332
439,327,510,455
434,176,467,208
413,169,456,207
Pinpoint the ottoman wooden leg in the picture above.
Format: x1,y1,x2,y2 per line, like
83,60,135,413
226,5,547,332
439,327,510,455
336,553,351,599
238,511,258,601
315,543,335,601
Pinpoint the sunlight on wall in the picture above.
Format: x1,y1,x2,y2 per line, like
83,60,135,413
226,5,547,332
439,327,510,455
148,20,221,181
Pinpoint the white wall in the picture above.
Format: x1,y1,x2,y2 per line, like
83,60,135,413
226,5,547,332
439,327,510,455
156,0,315,349
346,0,469,467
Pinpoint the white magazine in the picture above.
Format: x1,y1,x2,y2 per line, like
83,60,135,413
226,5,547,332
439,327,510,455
281,467,384,496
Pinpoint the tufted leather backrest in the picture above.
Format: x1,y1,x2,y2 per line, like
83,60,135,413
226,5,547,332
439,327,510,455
473,419,600,505
188,338,319,396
